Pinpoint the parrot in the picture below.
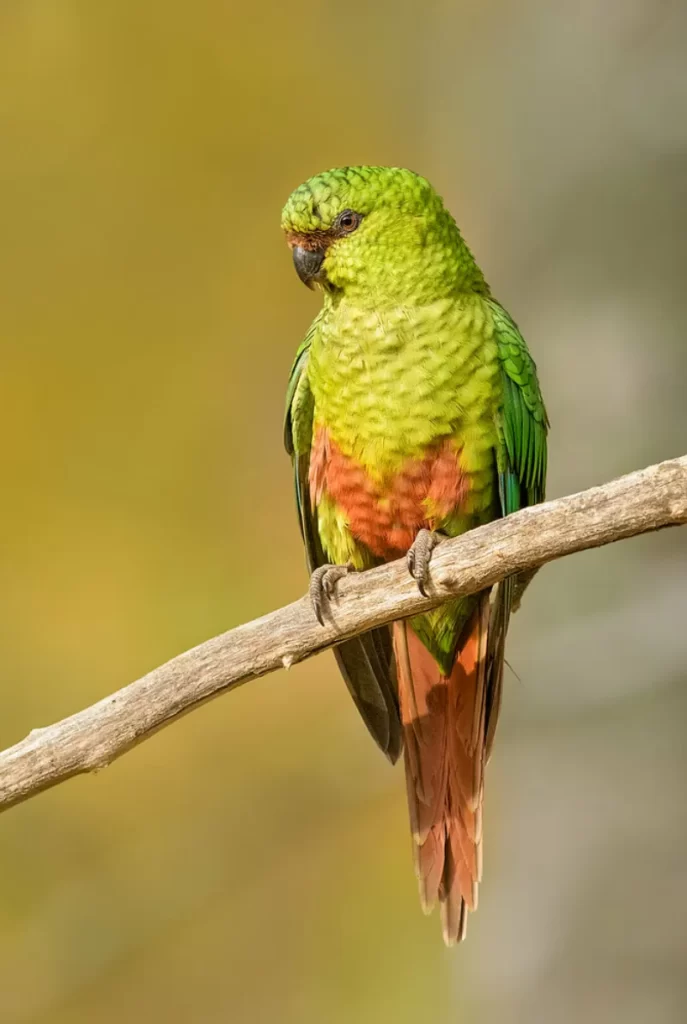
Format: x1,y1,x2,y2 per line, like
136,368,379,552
282,166,548,944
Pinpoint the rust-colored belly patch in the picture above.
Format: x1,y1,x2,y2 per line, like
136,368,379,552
309,427,467,560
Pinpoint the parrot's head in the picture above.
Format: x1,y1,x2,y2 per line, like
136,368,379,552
281,166,487,303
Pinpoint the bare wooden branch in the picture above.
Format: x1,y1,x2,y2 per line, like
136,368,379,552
0,456,685,813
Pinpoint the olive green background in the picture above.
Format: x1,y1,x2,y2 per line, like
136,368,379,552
1,3,686,1022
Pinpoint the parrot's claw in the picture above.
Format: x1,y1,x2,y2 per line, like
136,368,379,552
309,564,351,625
407,529,441,597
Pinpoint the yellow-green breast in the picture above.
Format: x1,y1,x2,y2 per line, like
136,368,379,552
307,292,502,569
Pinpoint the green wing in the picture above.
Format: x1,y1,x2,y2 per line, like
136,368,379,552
485,301,549,753
490,301,548,517
284,320,403,763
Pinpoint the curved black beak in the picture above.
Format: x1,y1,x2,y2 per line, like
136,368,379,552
292,246,325,289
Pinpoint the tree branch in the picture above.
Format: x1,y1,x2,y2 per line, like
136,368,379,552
0,456,685,813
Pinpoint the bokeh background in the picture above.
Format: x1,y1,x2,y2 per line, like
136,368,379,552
1,2,686,1021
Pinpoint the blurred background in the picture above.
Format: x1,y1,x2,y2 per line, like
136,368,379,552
1,1,686,1021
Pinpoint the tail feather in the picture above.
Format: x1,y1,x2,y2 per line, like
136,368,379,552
394,595,495,945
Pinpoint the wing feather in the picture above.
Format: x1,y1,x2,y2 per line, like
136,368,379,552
485,302,549,752
284,322,403,762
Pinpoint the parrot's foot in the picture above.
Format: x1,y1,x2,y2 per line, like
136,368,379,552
309,564,351,625
407,529,442,597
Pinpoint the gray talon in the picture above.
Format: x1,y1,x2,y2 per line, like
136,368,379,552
310,564,351,625
407,529,440,596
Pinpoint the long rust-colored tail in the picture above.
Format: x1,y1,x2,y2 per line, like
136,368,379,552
394,597,491,945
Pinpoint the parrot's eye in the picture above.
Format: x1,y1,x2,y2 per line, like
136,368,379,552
336,210,361,234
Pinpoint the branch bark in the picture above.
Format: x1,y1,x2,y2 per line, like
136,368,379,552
0,456,685,813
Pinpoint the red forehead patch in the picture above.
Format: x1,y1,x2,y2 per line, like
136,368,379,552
285,229,336,252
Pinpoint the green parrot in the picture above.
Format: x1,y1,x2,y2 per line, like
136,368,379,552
282,166,548,944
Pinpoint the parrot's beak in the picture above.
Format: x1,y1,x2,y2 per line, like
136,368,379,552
292,245,325,289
